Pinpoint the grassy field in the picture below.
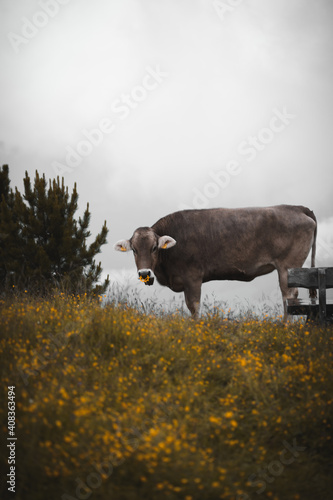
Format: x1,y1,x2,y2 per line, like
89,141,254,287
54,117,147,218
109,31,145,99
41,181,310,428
0,294,332,500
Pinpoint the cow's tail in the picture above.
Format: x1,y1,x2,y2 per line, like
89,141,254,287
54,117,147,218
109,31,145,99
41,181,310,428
303,207,317,298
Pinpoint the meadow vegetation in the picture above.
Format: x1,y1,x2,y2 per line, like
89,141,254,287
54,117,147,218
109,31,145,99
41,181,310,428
0,293,332,500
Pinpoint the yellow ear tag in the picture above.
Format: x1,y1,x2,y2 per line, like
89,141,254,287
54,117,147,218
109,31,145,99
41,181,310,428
162,243,168,249
120,246,127,252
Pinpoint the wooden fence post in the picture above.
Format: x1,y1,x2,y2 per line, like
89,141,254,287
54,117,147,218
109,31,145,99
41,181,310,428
318,268,327,323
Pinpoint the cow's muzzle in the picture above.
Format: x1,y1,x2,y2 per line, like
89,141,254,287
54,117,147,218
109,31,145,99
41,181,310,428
138,269,155,286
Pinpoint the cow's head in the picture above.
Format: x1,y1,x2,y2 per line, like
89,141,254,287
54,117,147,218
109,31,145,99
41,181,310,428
114,227,176,285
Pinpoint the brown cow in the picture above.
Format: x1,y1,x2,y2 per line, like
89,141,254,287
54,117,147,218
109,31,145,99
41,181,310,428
114,205,317,318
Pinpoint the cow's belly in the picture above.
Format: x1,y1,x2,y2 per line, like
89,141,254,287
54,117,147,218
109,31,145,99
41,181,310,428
203,262,276,283
156,259,276,290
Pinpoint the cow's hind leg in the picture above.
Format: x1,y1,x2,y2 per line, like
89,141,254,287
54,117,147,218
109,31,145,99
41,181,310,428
277,267,299,321
184,281,202,319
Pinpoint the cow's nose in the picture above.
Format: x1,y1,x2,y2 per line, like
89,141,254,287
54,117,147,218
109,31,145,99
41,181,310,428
138,269,155,286
139,270,150,279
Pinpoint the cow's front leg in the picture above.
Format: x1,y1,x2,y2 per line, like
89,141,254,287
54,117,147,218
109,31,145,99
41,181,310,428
184,281,202,318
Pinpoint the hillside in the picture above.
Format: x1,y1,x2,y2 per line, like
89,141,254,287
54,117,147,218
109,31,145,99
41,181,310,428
1,295,332,500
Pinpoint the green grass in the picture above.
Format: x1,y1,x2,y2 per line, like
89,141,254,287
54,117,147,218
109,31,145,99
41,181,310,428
0,294,332,500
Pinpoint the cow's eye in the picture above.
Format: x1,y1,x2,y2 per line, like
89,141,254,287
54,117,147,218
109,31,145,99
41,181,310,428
152,245,157,253
132,248,137,255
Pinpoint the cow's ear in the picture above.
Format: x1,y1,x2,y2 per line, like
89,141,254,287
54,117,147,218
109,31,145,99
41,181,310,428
114,239,131,252
158,235,176,250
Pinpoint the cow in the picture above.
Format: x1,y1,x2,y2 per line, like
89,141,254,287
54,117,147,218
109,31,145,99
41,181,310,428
114,205,317,319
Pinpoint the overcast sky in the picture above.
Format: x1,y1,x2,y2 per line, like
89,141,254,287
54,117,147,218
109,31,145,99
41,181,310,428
1,0,332,309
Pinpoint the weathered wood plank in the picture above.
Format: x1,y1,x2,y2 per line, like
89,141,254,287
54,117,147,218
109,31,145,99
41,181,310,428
286,299,333,322
287,267,333,288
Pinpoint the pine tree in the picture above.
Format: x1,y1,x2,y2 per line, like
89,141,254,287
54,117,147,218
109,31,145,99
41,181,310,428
0,166,109,295
0,165,23,287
